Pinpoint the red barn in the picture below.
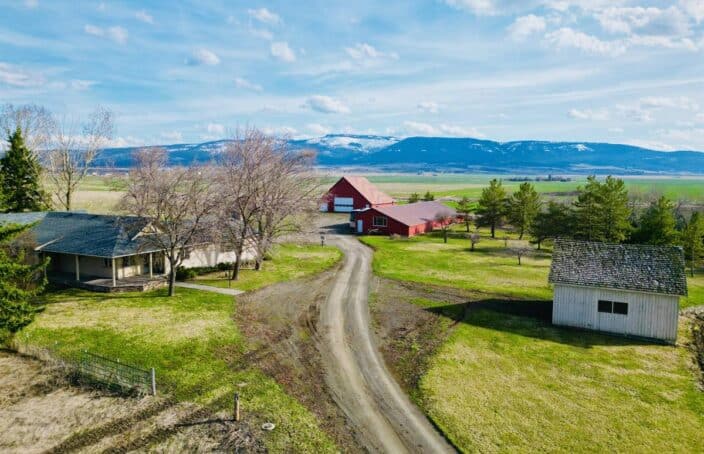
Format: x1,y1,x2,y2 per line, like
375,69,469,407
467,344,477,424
352,201,456,236
322,176,395,212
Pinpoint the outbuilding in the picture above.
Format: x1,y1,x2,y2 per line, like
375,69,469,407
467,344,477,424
322,176,394,212
549,239,688,343
352,201,455,237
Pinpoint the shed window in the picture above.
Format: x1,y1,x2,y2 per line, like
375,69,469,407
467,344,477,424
597,300,628,315
372,216,388,227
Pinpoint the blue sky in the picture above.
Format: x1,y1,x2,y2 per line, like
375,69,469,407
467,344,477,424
2,0,704,150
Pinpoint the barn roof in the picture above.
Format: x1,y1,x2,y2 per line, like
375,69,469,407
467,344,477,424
374,201,456,227
339,176,394,205
548,239,688,296
0,211,163,258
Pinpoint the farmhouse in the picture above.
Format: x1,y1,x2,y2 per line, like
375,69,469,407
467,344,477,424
0,212,251,292
322,176,394,212
549,239,688,343
352,201,456,236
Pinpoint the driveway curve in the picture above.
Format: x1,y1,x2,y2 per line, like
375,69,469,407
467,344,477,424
317,235,455,453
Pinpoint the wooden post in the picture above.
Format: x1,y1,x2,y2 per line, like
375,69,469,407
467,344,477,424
234,392,240,421
112,258,117,287
151,368,156,396
75,255,80,281
149,253,153,278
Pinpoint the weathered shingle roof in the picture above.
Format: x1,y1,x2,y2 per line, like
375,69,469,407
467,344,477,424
374,201,456,227
549,239,688,296
0,212,163,258
341,176,394,205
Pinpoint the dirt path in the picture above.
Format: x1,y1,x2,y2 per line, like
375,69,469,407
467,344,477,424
318,235,455,453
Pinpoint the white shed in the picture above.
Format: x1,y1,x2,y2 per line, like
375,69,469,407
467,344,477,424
548,239,688,344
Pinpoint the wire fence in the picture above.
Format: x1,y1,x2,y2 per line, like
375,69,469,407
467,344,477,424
77,351,156,396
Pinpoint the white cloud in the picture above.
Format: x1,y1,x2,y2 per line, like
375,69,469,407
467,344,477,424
106,136,144,148
625,139,677,151
417,101,440,113
135,10,154,24
262,125,297,136
160,131,183,142
508,14,546,40
249,28,273,40
596,7,691,37
568,108,609,120
680,0,704,23
639,96,699,111
442,0,530,16
345,43,399,61
307,123,331,135
403,120,437,135
402,121,484,137
545,28,626,56
207,123,225,135
0,62,45,87
84,24,128,44
304,95,350,114
696,113,704,123
24,0,38,8
234,77,263,92
655,128,704,150
186,48,220,66
617,105,654,123
70,79,96,90
248,8,280,25
608,127,624,133
270,41,296,62
438,124,485,137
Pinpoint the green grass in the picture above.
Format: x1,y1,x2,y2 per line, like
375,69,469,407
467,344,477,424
191,243,342,291
16,288,336,452
419,306,704,453
682,272,704,309
360,232,553,300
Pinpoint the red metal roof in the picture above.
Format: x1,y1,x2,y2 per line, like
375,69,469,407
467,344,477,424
340,176,394,205
373,201,455,227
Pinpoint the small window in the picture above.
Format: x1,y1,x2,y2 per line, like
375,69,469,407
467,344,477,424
373,216,387,227
598,300,612,313
613,302,628,315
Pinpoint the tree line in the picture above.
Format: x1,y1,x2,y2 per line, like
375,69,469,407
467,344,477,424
470,177,704,275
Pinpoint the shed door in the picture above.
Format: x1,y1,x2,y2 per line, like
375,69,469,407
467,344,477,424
356,219,363,233
334,197,354,212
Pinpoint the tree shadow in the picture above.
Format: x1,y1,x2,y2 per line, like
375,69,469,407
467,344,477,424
424,299,660,348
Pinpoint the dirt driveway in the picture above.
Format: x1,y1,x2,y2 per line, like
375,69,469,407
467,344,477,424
318,234,455,453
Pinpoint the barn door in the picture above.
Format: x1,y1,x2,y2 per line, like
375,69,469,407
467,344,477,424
356,220,363,233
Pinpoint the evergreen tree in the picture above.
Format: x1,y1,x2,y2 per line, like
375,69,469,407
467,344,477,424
0,224,48,344
422,191,435,201
476,179,507,238
573,175,630,243
408,192,420,203
456,196,473,232
0,128,48,212
507,182,541,239
682,212,704,277
529,201,573,249
632,196,679,245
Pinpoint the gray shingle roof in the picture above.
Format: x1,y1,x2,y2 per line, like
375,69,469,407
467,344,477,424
0,212,163,258
548,239,688,296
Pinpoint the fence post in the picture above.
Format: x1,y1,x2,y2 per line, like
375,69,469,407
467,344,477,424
151,368,157,396
234,392,240,422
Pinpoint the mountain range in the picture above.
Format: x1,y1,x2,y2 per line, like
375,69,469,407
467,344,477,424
95,134,704,174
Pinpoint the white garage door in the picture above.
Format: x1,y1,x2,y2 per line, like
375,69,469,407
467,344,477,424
334,197,354,212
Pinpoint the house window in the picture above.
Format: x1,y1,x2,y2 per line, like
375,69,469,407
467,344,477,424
597,300,628,315
373,216,387,227
103,258,110,268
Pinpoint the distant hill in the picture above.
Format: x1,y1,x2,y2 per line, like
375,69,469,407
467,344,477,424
95,134,704,174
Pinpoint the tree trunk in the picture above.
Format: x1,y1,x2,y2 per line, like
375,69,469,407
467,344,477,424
233,252,242,281
168,264,176,297
491,223,495,238
443,229,448,243
518,255,522,266
471,243,475,251
537,239,542,250
255,258,262,271
65,189,72,211
465,221,470,233
519,229,524,240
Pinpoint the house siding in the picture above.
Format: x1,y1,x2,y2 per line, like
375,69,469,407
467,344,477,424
552,284,679,343
354,208,447,237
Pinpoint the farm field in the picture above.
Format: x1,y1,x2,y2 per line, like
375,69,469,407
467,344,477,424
14,287,337,453
190,243,342,291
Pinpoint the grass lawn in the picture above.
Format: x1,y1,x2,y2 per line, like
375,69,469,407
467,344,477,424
190,243,342,292
15,288,336,453
419,305,704,453
360,232,553,300
682,271,704,309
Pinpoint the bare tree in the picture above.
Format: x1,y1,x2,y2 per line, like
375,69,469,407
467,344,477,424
434,209,455,243
508,241,532,265
119,148,217,296
469,232,480,251
0,104,55,153
46,107,114,210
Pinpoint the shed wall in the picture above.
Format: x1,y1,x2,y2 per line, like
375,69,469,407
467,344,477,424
552,284,679,342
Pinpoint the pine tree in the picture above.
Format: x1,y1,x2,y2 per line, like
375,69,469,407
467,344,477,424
529,201,573,249
632,196,679,245
682,212,704,277
573,176,631,243
408,193,420,203
422,191,435,201
0,128,49,212
507,182,541,239
476,179,507,238
456,196,473,232
0,224,48,344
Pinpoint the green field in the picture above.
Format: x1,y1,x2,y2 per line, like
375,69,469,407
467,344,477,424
190,243,342,291
15,288,336,453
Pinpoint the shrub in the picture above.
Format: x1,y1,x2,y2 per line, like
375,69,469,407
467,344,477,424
175,266,198,281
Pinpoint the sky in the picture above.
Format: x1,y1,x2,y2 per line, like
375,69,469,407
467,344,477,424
1,0,704,151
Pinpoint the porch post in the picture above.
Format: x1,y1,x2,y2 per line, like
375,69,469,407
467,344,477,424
75,255,80,281
112,258,117,287
149,253,153,278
